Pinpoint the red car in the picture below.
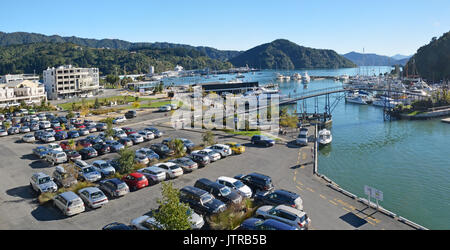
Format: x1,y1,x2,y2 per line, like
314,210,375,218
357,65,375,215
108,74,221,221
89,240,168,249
53,126,63,133
76,139,92,148
60,141,73,151
74,123,86,129
122,127,137,135
122,173,148,191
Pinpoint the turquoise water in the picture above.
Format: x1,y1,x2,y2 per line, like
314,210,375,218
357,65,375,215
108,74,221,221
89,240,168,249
165,67,450,229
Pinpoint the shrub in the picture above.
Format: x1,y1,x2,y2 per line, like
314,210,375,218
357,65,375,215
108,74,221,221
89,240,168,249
207,199,256,230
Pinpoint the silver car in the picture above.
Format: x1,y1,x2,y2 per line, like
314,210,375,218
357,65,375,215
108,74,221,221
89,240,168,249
30,172,58,194
78,166,102,182
207,144,233,158
128,133,144,144
53,191,85,216
255,205,311,230
137,166,166,184
92,160,116,177
138,130,155,141
78,187,108,209
22,134,36,143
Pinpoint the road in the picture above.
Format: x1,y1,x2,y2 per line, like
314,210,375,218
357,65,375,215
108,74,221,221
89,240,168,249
0,109,416,230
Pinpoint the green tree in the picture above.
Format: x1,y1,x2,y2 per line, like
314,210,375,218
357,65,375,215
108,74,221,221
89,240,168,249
202,131,216,146
66,111,75,119
152,182,192,230
168,139,187,157
117,147,135,175
94,98,100,109
104,117,115,138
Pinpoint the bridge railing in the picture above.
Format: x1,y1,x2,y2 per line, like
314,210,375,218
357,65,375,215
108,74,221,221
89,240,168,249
281,86,345,101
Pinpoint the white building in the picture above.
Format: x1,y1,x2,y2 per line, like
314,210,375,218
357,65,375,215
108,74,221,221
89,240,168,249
0,80,47,108
43,65,99,100
0,74,39,83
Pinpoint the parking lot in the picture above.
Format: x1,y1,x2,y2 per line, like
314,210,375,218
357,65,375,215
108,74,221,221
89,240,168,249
0,110,414,230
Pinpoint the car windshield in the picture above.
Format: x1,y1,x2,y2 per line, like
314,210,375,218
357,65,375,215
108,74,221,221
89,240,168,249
160,145,169,151
233,180,245,188
137,176,146,181
201,194,213,204
83,167,95,173
260,136,270,140
56,153,65,158
39,177,51,184
117,183,127,189
299,215,306,223
220,187,231,196
99,163,109,169
90,191,104,200
169,165,180,170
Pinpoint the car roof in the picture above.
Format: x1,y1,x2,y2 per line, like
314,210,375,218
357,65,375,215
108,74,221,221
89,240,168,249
217,176,238,183
274,189,300,199
275,205,306,216
59,191,80,201
103,178,123,185
79,187,101,193
247,172,271,180
129,172,144,178
181,186,208,196
154,162,177,167
196,178,223,188
33,172,50,178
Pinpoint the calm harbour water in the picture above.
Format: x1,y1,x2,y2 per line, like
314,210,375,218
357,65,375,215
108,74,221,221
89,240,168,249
165,67,450,229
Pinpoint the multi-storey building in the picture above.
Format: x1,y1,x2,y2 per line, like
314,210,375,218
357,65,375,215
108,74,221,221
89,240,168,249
43,65,99,100
0,80,47,108
0,74,40,83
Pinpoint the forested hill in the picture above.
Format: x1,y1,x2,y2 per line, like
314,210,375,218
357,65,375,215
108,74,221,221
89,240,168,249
0,31,241,61
228,39,356,69
342,52,410,66
404,31,450,81
0,42,233,75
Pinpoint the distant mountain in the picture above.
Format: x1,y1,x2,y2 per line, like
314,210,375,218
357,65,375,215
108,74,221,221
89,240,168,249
404,31,450,81
391,54,412,61
0,31,241,61
228,39,356,69
342,52,408,66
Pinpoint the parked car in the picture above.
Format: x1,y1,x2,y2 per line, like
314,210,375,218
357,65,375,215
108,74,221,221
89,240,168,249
207,144,232,158
152,162,184,179
162,137,195,152
144,127,163,138
168,157,198,173
39,121,51,129
216,176,252,198
254,189,303,210
179,186,226,215
52,165,78,188
137,166,166,185
122,127,137,135
102,222,133,230
76,139,92,148
64,150,82,161
78,187,109,209
239,218,298,230
79,147,98,160
98,178,130,198
191,149,221,162
45,150,68,166
78,128,90,136
113,116,126,124
47,143,63,152
95,123,107,131
296,128,309,146
159,104,172,112
194,178,243,205
119,137,133,147
105,140,124,152
137,130,155,141
92,142,111,155
128,133,144,144
33,146,50,159
254,205,311,230
251,135,275,147
125,110,137,119
86,124,97,133
7,127,19,135
54,131,68,141
150,143,175,158
19,126,31,133
77,165,102,182
234,173,274,194
122,173,149,191
0,129,9,137
53,191,85,216
189,153,210,167
130,215,164,230
29,172,58,194
22,134,36,143
113,128,127,139
136,148,160,161
67,130,80,139
92,160,116,177
135,153,150,165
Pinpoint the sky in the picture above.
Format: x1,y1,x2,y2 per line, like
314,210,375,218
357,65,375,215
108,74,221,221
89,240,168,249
1,0,449,56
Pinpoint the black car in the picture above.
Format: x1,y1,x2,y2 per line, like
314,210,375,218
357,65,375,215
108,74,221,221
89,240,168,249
102,222,133,230
125,110,137,119
234,173,274,194
145,127,163,138
254,189,304,210
250,135,275,147
189,154,210,167
98,178,129,198
119,137,133,147
78,147,98,160
179,186,226,215
58,117,68,125
150,143,175,158
92,143,111,155
194,178,243,205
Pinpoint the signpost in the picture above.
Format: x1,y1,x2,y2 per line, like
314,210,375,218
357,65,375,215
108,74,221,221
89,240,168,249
364,185,383,210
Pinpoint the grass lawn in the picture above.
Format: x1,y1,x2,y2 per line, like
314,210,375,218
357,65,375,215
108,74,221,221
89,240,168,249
407,110,424,116
57,96,156,111
222,129,280,140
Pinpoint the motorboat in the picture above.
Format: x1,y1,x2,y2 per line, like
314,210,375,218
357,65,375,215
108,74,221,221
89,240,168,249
303,72,311,83
345,92,371,105
372,96,400,108
236,73,245,78
292,73,302,80
318,129,332,145
276,73,284,81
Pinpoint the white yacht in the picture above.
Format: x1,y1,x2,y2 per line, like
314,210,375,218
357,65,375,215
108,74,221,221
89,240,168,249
283,75,291,81
345,92,370,105
303,72,311,83
292,73,302,80
318,129,332,145
372,96,399,108
276,73,284,81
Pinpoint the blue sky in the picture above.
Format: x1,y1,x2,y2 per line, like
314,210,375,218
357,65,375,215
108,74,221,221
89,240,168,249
1,0,449,56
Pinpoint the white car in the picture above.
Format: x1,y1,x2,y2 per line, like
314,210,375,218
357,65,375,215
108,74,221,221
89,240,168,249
113,116,126,124
47,143,63,152
114,130,127,139
78,187,108,209
296,128,309,146
41,134,56,143
217,176,252,198
53,191,85,216
45,150,68,166
0,129,8,137
192,149,221,162
151,163,183,179
22,134,36,143
137,166,166,184
207,144,232,158
158,105,172,112
128,133,144,144
135,153,150,165
30,172,58,194
39,121,51,129
137,130,155,141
